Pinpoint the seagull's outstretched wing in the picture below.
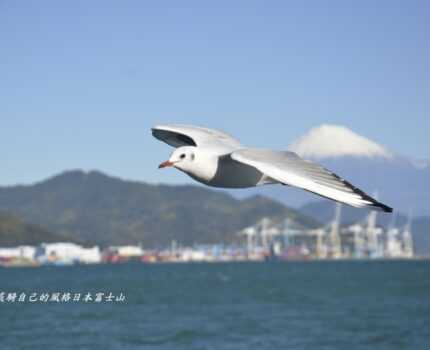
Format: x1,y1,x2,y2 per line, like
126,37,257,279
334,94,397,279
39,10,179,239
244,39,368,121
231,148,392,212
152,124,241,153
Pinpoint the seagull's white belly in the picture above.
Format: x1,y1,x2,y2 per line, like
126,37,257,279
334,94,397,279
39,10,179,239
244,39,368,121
187,156,275,188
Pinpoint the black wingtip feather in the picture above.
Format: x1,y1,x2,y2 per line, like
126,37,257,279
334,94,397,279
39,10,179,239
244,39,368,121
328,170,393,213
370,201,393,213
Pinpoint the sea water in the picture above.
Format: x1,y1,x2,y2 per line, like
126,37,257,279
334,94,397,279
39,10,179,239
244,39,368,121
1,261,429,349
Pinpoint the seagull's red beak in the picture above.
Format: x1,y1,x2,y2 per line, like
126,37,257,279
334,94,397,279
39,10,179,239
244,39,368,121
158,160,175,169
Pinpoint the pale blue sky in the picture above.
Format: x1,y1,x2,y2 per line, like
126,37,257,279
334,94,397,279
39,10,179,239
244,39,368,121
1,1,429,185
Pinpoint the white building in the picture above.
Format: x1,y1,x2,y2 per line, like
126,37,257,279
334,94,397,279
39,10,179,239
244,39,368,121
37,242,101,264
0,246,36,260
108,245,143,257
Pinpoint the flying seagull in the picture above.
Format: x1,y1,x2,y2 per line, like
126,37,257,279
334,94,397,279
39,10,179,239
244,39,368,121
152,124,392,212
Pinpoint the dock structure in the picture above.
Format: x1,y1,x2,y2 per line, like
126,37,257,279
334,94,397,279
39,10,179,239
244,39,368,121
237,204,415,260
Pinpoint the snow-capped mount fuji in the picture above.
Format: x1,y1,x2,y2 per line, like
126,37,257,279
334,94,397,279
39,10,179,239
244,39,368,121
288,124,393,160
231,124,430,216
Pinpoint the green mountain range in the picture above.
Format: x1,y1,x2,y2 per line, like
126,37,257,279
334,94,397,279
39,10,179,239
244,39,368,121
0,212,74,247
0,170,319,247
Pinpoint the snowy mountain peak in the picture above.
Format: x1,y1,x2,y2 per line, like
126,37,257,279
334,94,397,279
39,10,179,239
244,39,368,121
288,124,393,159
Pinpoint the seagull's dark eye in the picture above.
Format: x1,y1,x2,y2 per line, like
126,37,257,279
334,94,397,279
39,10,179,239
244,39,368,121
180,154,186,159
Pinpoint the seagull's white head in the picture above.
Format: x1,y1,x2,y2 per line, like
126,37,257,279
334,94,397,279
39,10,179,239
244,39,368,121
158,146,219,184
158,146,197,172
